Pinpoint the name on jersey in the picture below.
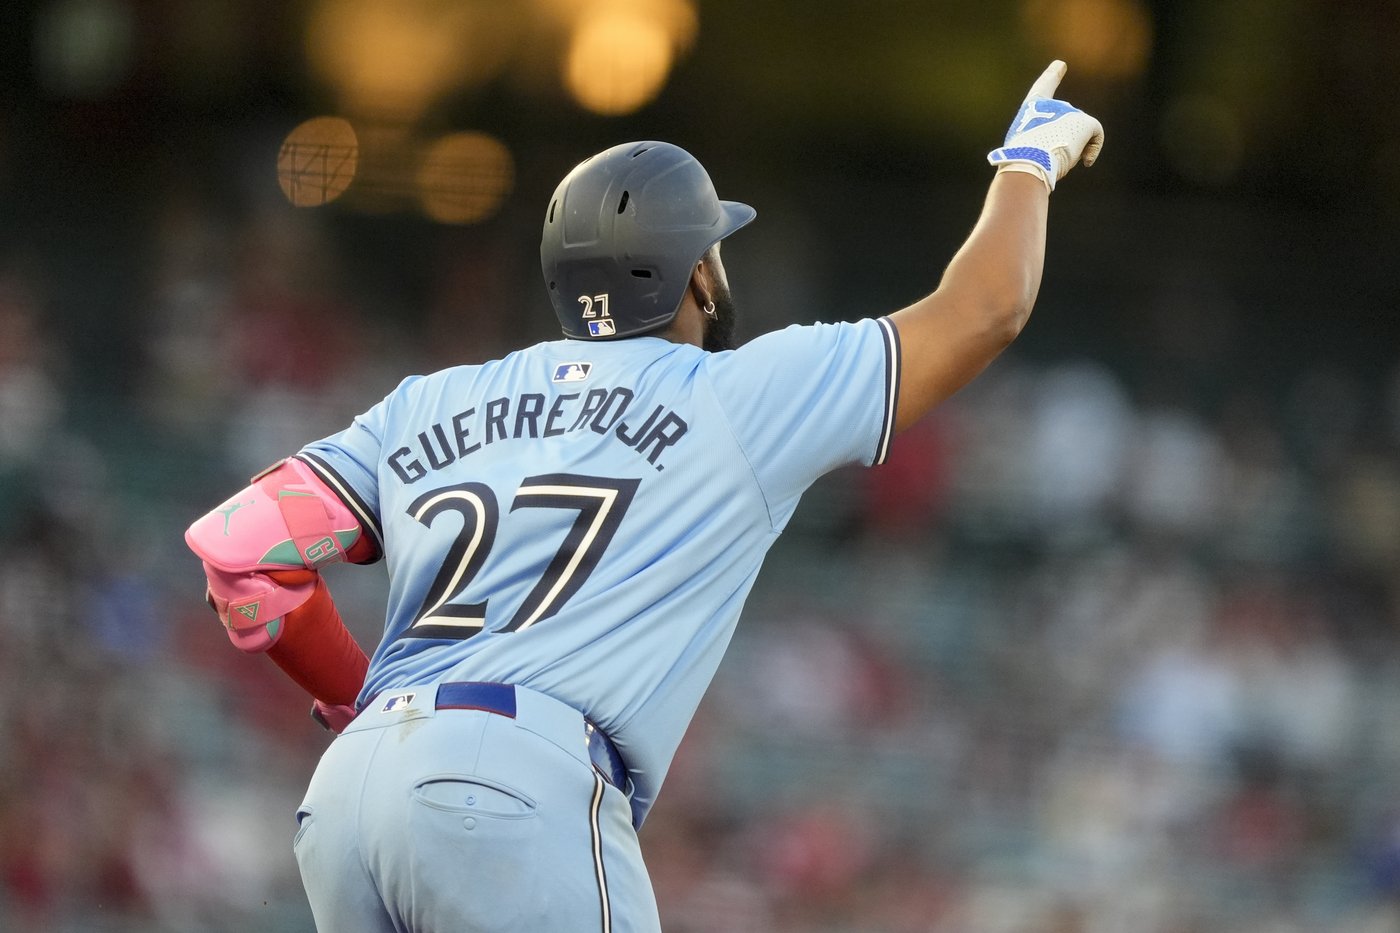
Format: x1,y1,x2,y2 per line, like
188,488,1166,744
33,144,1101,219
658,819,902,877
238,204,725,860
388,386,688,484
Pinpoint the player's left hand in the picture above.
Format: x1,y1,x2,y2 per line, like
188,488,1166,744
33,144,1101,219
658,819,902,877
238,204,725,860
987,60,1104,191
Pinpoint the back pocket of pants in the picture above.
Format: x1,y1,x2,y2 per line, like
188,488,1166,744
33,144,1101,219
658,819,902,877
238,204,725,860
412,776,537,819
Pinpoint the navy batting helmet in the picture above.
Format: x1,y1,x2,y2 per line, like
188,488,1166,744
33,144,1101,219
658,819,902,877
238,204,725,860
541,141,755,340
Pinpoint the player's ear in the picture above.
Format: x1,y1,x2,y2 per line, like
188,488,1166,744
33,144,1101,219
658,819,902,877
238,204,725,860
687,262,711,310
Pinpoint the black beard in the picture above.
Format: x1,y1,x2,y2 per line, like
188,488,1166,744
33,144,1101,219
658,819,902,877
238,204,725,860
702,281,738,352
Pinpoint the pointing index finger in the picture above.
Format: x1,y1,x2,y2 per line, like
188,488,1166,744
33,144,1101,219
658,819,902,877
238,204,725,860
1025,60,1067,101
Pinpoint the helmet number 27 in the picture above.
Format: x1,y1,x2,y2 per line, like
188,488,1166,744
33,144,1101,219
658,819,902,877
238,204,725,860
578,293,610,318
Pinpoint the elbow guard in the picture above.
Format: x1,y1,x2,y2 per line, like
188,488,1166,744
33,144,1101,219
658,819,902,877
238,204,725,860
186,457,376,652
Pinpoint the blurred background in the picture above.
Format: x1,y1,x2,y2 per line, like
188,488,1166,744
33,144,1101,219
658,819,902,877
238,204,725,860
2,0,1400,930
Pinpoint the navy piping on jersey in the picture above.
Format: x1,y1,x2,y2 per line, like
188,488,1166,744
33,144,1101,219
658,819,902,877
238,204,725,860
589,771,612,933
874,317,901,466
298,451,386,560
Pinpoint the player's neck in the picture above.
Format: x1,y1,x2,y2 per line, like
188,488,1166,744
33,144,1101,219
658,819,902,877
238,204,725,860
658,299,704,348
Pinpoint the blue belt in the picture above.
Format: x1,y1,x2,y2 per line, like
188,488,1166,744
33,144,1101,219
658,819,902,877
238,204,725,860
432,682,627,791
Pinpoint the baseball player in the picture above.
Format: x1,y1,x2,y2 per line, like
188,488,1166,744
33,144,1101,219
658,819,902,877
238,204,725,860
186,62,1101,931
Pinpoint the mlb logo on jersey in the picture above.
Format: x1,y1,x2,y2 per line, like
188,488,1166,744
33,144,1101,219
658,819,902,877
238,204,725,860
587,319,616,337
380,692,416,713
552,362,593,383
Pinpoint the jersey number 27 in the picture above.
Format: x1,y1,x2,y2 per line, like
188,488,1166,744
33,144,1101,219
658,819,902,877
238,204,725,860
401,473,640,640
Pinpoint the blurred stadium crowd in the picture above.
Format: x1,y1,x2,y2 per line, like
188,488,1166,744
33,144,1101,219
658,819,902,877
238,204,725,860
4,0,1400,931
2,178,1400,933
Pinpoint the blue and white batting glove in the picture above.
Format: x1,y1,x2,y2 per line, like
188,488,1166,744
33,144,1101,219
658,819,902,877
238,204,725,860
988,60,1104,192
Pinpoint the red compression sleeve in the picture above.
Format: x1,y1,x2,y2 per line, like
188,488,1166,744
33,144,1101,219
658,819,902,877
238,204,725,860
264,571,369,707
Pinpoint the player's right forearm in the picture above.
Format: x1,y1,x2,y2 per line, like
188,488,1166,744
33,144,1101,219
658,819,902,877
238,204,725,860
888,172,1049,431
946,170,1051,331
888,61,1102,432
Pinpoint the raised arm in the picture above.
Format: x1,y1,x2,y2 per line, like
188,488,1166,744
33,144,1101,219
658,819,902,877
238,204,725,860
889,60,1103,431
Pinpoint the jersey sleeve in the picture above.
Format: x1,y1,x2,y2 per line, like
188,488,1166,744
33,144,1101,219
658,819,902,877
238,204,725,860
296,377,421,561
706,316,900,524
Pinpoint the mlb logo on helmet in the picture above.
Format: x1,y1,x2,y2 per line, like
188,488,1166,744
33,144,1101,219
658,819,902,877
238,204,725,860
587,319,616,337
552,362,593,383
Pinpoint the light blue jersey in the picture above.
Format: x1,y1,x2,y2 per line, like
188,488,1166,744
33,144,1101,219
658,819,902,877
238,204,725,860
299,317,900,826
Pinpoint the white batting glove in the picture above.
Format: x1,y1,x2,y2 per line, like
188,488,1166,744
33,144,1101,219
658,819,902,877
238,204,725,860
988,60,1104,192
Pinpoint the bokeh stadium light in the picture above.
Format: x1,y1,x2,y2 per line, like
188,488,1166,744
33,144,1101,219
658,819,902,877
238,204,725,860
274,119,515,225
1020,0,1152,80
555,0,698,115
306,0,519,121
294,0,696,219
417,132,515,224
277,116,361,207
306,0,697,120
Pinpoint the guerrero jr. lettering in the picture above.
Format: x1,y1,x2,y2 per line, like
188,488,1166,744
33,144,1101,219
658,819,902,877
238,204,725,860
388,386,688,484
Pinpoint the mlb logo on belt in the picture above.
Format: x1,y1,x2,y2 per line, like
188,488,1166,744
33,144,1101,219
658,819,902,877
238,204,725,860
381,692,416,713
587,319,616,337
552,362,592,383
